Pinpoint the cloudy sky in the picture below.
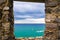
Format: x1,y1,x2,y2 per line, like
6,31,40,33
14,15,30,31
14,1,45,24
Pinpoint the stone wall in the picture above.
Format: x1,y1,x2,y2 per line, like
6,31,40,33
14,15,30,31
44,0,60,40
0,0,60,40
0,0,15,40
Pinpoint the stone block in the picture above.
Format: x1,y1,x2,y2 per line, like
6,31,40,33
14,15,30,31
46,7,52,13
46,23,57,28
0,0,4,4
3,11,9,15
46,0,58,7
2,15,9,22
3,6,9,10
55,7,60,14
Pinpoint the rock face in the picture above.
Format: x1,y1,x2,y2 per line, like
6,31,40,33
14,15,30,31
44,0,60,40
0,0,15,40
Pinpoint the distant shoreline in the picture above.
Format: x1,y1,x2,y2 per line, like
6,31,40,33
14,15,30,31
14,23,45,25
15,36,43,39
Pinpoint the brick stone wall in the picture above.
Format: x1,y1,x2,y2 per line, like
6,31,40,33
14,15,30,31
0,0,15,40
0,0,60,40
44,0,60,40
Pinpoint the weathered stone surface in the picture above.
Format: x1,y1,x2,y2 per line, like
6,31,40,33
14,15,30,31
0,0,4,4
46,0,58,6
3,6,9,10
0,0,15,40
45,0,59,40
46,14,56,23
46,23,57,28
46,7,52,13
55,6,60,14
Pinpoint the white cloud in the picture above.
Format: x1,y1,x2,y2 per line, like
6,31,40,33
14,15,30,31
14,1,45,24
13,1,45,13
14,18,45,24
15,15,32,18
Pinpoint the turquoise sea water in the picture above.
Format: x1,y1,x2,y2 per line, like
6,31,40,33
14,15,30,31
14,24,45,38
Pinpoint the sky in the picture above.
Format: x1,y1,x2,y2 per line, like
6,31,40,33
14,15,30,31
14,1,45,24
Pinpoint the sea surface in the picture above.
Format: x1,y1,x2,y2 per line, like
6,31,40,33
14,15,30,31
14,24,45,38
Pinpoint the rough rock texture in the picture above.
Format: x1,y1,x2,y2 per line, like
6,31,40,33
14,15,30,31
0,0,15,40
44,0,60,40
